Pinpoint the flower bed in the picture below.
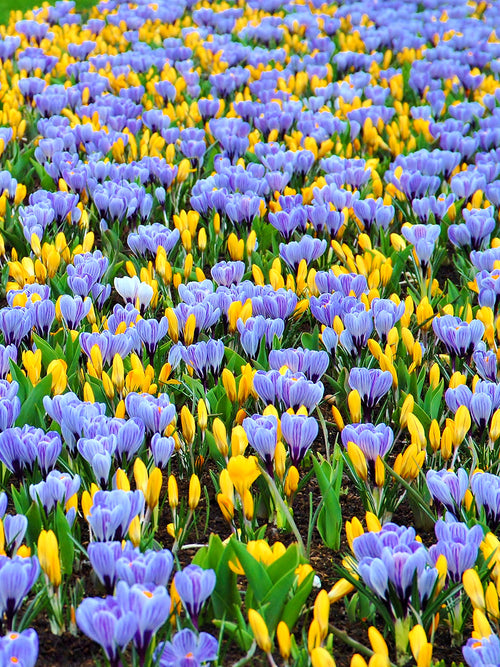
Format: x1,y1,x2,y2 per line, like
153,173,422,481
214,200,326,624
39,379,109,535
0,0,498,665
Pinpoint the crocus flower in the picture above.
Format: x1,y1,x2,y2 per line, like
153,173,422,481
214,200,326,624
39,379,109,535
155,628,219,667
174,565,216,629
76,595,137,667
280,412,318,466
0,556,40,629
426,468,469,518
428,519,483,583
463,632,500,667
87,490,145,542
243,414,278,473
125,393,176,435
0,628,38,667
401,224,440,270
471,471,500,530
348,368,393,412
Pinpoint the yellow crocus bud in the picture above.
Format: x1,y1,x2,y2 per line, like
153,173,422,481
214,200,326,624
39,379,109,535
168,474,178,510
463,569,485,610
366,511,381,532
38,530,61,588
90,344,103,377
213,418,228,458
409,625,432,667
231,425,248,457
429,419,440,453
453,405,471,447
242,488,254,520
274,441,286,481
165,307,179,343
441,426,453,460
133,458,148,495
407,413,426,449
486,582,499,621
217,492,234,523
198,228,207,252
47,359,68,395
374,456,385,487
314,590,330,640
368,626,388,657
146,467,162,510
449,371,467,388
331,405,344,431
181,405,196,446
399,394,414,428
83,382,95,403
112,354,124,394
188,474,201,510
348,390,361,423
115,468,130,491
490,408,500,441
428,362,440,388
284,465,299,498
222,368,237,402
248,609,272,654
277,621,291,660
347,442,368,481
328,578,355,603
310,646,336,667
129,516,141,547
416,297,433,330
308,619,322,652
197,399,208,432
102,371,114,400
183,313,196,347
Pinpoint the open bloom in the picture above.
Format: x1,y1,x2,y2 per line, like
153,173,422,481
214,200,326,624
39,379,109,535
174,565,216,629
155,628,218,667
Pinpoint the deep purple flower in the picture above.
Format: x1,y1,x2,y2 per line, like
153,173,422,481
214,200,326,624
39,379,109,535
281,412,318,466
174,565,216,629
0,556,40,629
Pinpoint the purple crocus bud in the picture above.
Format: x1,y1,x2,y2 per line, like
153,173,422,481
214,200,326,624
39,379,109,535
471,471,500,530
279,236,327,272
278,371,324,413
135,317,169,365
76,594,138,666
174,565,216,629
180,340,225,387
115,548,173,588
427,468,469,518
0,556,40,629
281,412,318,466
340,310,374,357
87,490,145,542
348,368,392,412
0,628,38,667
155,629,218,667
59,295,92,330
0,345,17,379
125,393,176,435
473,347,498,382
0,426,38,475
401,224,440,271
211,261,245,287
36,431,62,475
32,299,56,338
243,414,278,473
115,581,171,657
3,515,28,557
88,541,129,594
428,519,483,584
150,434,175,469
115,418,145,461
371,298,405,343
0,492,7,519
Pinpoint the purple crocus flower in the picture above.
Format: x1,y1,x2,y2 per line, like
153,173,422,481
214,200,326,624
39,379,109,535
426,468,469,518
432,315,485,360
59,295,92,330
135,317,169,365
76,594,137,667
174,565,216,629
448,208,495,251
179,340,225,387
243,414,278,473
279,236,327,271
463,632,500,666
115,547,174,588
471,471,500,530
473,347,498,382
0,628,38,667
341,423,394,474
340,309,374,357
371,298,405,343
87,490,145,542
3,515,28,557
211,261,245,287
115,581,170,657
269,348,329,383
155,629,219,667
428,519,483,584
348,368,392,413
401,224,440,270
281,412,318,466
150,434,175,469
88,541,130,594
125,393,176,435
30,470,81,515
0,556,40,629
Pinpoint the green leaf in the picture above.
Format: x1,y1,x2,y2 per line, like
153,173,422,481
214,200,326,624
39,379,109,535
312,456,343,550
24,503,42,548
301,325,319,351
15,374,53,429
55,504,74,577
260,569,297,631
267,544,300,584
32,334,59,366
281,570,315,629
8,360,31,403
229,540,273,605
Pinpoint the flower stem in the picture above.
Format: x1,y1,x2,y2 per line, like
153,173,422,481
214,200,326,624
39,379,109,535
261,468,306,559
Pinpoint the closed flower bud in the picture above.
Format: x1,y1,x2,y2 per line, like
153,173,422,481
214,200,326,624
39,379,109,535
328,578,355,603
310,647,336,667
197,399,208,432
308,619,322,652
463,568,485,610
115,468,130,491
348,390,361,423
441,426,453,460
347,442,368,481
277,621,291,660
429,363,440,388
399,394,414,428
181,405,196,446
146,467,162,510
217,493,234,523
168,474,178,510
133,458,148,495
331,405,344,431
490,408,500,441
248,609,272,654
242,488,254,521
314,590,330,639
38,530,61,588
274,441,286,481
429,419,440,453
222,368,237,402
189,474,201,510
112,354,124,394
284,465,299,497
453,405,471,446
165,307,179,343
374,456,385,487
231,425,248,457
213,418,228,458
128,516,141,547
